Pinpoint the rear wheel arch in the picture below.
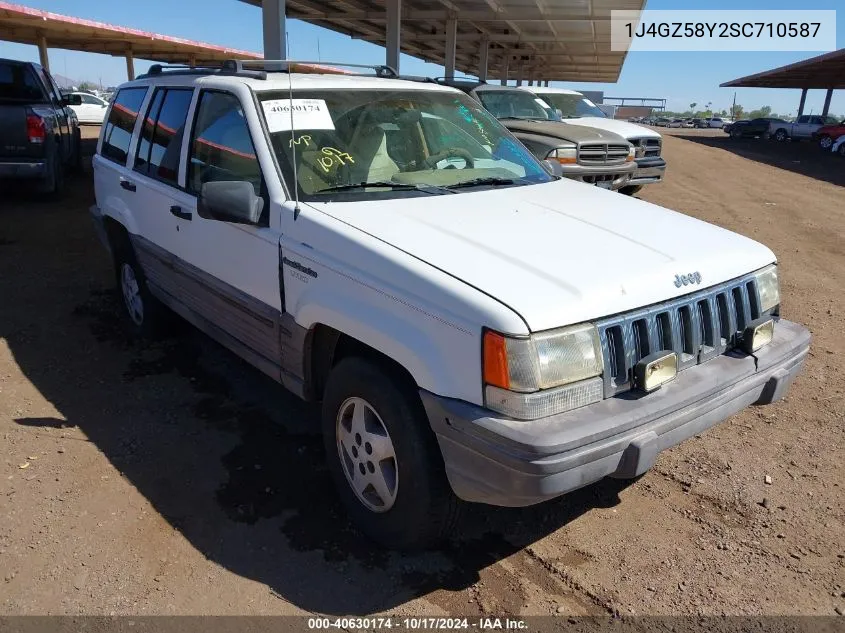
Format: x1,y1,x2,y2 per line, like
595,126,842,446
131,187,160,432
103,216,130,255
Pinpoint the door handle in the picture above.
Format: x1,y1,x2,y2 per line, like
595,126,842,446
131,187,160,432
119,178,136,192
170,205,192,221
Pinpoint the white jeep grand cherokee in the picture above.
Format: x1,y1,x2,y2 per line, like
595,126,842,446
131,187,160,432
90,61,810,549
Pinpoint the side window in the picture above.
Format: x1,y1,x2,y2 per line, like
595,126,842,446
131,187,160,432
796,116,809,124
81,94,99,105
133,88,192,184
188,91,263,197
101,87,148,164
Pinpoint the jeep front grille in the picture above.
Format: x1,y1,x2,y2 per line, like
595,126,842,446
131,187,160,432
595,273,764,397
630,137,662,158
578,143,630,165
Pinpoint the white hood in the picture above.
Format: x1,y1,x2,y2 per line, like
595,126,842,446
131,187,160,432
308,180,775,332
560,117,661,141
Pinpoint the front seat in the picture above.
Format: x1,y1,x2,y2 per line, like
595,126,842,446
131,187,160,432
348,124,399,183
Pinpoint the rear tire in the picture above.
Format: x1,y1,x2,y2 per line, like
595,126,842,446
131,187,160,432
35,150,63,197
321,357,460,550
112,235,167,339
620,184,643,196
774,129,788,142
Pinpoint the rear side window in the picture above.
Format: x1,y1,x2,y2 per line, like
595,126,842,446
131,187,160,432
0,62,45,102
134,88,193,184
187,91,263,197
101,87,148,164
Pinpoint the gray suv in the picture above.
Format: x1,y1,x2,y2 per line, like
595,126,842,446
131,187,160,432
408,79,636,191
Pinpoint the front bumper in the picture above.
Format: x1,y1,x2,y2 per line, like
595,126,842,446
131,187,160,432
629,157,666,186
422,319,810,507
560,161,636,190
0,160,47,180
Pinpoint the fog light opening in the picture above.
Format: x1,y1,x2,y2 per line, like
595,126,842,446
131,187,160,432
742,318,775,354
634,351,678,393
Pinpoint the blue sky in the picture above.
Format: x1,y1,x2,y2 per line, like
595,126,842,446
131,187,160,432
1,0,842,117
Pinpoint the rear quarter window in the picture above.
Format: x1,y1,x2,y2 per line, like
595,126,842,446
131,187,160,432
0,62,45,102
100,87,148,164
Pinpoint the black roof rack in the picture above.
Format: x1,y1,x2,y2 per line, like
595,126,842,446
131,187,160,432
138,63,267,80
226,59,398,78
137,60,398,82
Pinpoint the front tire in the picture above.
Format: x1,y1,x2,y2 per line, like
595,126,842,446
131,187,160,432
838,144,845,158
322,357,460,549
819,135,833,150
774,129,788,142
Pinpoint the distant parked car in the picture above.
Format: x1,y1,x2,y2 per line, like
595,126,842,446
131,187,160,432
653,117,671,127
68,91,109,124
815,120,845,150
771,115,839,142
831,135,845,157
727,118,787,139
667,119,684,128
703,117,725,129
691,118,706,128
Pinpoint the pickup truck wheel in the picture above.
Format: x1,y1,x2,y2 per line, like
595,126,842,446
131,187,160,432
36,151,63,196
619,185,643,196
774,129,788,142
113,240,165,339
322,357,460,549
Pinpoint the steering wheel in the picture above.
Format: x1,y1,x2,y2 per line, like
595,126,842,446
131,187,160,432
424,148,475,170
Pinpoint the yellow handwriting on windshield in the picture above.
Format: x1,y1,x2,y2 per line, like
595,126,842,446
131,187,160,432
319,147,355,173
289,134,312,148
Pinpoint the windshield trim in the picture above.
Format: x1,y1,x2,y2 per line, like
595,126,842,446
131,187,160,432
254,87,553,203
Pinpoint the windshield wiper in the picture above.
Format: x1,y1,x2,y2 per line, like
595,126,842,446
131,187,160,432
315,181,453,195
445,177,518,190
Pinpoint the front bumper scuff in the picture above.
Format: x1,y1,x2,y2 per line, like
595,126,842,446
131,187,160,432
422,319,810,507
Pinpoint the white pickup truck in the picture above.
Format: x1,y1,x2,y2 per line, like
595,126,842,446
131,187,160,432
90,61,810,549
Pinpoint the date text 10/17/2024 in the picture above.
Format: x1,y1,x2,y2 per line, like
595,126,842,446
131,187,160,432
307,617,529,631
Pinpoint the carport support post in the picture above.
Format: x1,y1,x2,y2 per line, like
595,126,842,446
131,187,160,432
125,48,135,81
822,88,833,118
37,32,49,72
262,0,287,59
478,36,489,82
797,88,808,117
444,16,457,79
386,0,401,74
500,52,509,85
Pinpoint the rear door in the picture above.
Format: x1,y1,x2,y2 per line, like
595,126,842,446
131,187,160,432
792,115,811,137
93,86,149,239
127,86,196,282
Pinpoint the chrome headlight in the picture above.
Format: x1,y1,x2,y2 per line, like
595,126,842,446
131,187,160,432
547,145,577,165
754,264,780,314
483,324,604,420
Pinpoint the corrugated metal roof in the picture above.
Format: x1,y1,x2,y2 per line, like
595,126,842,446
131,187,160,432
721,48,845,90
240,0,646,82
0,1,261,64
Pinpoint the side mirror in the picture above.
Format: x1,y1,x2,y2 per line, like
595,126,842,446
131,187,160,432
62,94,82,106
555,109,564,119
542,159,564,178
198,181,264,225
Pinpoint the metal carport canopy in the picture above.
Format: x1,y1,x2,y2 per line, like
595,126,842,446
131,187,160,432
241,0,646,83
721,48,845,89
0,1,261,79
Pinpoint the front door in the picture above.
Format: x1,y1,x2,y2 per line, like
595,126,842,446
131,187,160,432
169,89,284,375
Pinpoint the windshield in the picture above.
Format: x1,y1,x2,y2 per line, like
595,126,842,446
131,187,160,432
475,90,560,121
535,93,607,119
258,89,551,202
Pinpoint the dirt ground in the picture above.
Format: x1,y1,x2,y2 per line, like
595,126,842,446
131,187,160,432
0,126,843,617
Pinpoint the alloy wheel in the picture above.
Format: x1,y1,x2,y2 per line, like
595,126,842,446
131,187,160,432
335,396,398,513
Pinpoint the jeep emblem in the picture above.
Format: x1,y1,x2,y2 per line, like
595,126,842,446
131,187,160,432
674,272,702,288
